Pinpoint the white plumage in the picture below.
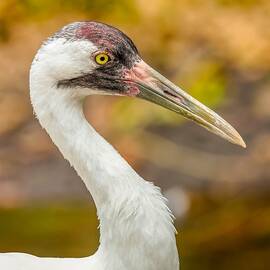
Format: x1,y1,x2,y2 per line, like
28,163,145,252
0,21,245,270
0,33,178,270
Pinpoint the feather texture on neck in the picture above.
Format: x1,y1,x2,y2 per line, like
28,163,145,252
29,41,179,270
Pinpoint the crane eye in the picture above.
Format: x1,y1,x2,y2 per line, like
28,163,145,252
95,53,110,65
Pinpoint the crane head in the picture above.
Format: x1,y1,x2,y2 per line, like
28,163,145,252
36,21,245,148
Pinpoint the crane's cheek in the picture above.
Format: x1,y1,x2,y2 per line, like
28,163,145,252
123,60,152,97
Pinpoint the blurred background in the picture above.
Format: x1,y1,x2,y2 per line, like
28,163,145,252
0,0,270,269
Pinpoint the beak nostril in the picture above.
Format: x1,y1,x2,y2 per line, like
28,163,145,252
164,90,177,99
163,90,184,104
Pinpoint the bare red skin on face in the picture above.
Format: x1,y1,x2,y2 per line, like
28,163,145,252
125,86,140,96
75,22,138,56
124,60,153,97
75,23,116,49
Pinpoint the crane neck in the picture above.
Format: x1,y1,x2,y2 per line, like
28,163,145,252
30,69,179,270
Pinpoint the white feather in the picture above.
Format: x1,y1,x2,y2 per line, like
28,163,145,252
0,38,179,270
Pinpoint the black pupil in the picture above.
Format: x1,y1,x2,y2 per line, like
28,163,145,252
100,56,105,61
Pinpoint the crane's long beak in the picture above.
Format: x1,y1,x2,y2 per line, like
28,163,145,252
127,61,246,147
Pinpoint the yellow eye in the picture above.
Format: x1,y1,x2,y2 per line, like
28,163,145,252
95,53,110,65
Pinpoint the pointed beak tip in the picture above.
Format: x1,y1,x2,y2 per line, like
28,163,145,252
132,61,247,149
231,132,246,148
238,137,247,148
